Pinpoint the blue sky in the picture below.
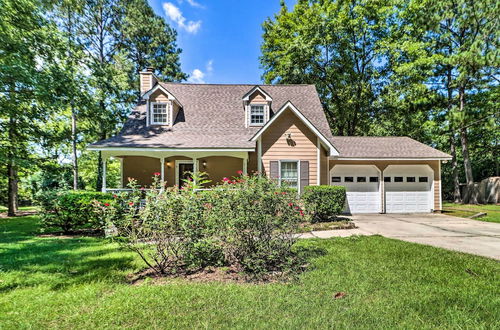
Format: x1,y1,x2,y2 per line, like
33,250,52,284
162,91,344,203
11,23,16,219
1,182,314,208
147,0,295,84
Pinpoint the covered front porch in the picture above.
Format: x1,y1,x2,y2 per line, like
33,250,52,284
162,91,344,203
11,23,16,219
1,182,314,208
99,149,254,191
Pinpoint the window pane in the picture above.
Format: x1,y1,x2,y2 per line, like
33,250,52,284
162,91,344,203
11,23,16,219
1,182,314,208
394,177,403,182
344,177,354,182
250,105,265,124
280,161,298,189
384,177,391,182
357,177,366,182
332,176,341,183
407,177,416,182
152,103,169,124
369,176,378,183
419,177,428,183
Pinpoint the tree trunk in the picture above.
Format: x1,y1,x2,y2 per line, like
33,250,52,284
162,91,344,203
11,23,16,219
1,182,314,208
71,111,78,190
96,150,103,192
7,160,18,217
7,116,18,216
458,86,475,203
68,5,79,190
450,134,461,203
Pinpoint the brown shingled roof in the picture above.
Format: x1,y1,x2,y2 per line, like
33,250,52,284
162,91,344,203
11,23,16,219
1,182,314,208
90,82,450,159
331,136,451,159
90,83,333,149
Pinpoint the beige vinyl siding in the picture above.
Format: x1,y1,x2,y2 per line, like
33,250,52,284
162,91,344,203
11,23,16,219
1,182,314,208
261,109,319,185
329,159,441,210
151,89,169,102
248,91,268,104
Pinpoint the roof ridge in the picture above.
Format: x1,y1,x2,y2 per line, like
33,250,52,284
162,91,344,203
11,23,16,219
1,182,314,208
160,82,314,87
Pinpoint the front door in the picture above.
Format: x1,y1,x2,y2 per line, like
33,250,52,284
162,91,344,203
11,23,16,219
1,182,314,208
178,163,194,187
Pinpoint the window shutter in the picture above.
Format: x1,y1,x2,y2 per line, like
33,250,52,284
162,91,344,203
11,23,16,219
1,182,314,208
265,104,270,122
245,104,249,127
300,161,309,192
270,161,279,179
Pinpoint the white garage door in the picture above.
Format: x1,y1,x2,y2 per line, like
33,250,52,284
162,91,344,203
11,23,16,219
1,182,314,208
384,165,433,213
331,165,381,214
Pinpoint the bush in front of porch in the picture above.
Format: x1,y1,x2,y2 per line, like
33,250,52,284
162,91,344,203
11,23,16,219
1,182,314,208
99,173,304,279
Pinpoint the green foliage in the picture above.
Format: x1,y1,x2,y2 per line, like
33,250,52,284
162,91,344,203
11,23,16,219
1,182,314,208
302,185,346,222
37,190,112,233
99,174,303,276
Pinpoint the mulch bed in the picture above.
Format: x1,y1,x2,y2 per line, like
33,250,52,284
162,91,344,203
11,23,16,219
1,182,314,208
127,266,298,285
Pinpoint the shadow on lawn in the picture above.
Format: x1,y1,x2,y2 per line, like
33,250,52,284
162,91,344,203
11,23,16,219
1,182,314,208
0,215,136,292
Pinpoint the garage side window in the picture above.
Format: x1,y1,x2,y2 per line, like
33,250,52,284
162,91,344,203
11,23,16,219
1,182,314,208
344,176,354,182
357,177,366,182
407,177,416,182
419,177,428,182
394,177,403,182
332,176,341,183
370,177,378,182
384,177,391,182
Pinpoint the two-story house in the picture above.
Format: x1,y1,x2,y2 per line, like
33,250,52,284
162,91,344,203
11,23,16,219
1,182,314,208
89,68,451,214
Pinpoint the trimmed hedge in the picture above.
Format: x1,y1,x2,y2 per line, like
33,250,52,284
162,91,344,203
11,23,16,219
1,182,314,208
302,185,346,222
37,190,113,233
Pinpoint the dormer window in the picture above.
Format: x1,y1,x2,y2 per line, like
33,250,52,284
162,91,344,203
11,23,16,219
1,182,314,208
250,105,265,126
151,102,170,125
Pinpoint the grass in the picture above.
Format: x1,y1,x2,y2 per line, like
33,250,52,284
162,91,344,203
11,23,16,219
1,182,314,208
443,202,500,223
0,205,39,213
0,215,499,329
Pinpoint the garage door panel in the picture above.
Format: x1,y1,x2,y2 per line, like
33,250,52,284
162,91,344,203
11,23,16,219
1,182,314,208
331,165,381,214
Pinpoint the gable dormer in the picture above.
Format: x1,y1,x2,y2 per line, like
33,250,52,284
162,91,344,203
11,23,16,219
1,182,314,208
142,82,181,127
242,86,272,128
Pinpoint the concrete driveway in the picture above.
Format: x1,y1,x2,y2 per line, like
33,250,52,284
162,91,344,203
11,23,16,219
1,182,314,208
302,213,500,260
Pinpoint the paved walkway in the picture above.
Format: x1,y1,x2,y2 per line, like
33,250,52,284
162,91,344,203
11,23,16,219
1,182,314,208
298,213,500,260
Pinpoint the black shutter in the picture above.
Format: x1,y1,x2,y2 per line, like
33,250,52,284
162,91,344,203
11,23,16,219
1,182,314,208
300,161,309,192
270,161,279,180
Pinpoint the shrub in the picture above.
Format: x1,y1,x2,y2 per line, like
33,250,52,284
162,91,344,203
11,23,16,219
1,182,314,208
302,185,346,222
37,190,113,233
99,173,303,277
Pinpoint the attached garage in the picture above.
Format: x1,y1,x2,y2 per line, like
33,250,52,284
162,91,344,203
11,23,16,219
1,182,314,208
384,165,434,213
330,165,381,214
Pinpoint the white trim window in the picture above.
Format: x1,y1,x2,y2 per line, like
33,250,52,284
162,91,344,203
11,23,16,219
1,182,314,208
249,105,265,126
280,160,299,190
151,102,170,125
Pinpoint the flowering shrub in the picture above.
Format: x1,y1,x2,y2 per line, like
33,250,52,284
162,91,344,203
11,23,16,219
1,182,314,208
98,172,303,277
37,190,113,233
302,185,346,222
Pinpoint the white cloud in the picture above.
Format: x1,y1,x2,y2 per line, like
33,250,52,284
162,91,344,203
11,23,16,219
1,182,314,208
206,60,213,74
163,2,202,34
188,69,205,83
187,60,214,84
177,0,205,9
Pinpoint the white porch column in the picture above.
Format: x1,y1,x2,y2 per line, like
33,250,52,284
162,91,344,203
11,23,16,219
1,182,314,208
193,157,198,184
257,137,262,174
160,157,165,190
102,155,107,193
242,155,248,175
119,157,124,188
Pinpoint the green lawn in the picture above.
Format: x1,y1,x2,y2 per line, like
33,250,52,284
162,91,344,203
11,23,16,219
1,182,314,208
0,215,499,329
443,202,500,223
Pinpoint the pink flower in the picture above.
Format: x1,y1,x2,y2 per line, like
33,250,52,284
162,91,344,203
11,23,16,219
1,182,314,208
104,203,110,207
153,172,161,176
129,202,134,206
282,192,287,195
300,210,304,216
237,170,243,175
113,194,117,198
288,203,294,207
222,177,230,182
140,187,145,191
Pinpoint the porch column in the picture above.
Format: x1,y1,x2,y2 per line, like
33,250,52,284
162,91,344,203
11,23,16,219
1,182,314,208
242,155,248,175
193,157,198,184
160,157,165,190
102,155,107,193
119,157,124,188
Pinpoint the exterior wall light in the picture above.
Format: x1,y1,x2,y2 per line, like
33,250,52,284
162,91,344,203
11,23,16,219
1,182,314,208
202,160,207,168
